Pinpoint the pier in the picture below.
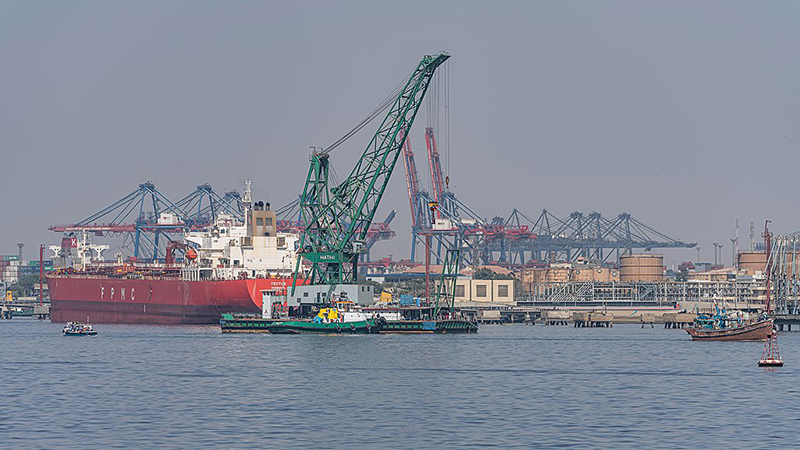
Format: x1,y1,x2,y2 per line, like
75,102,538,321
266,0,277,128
0,300,50,320
573,312,613,328
663,313,697,329
775,314,800,331
540,310,570,326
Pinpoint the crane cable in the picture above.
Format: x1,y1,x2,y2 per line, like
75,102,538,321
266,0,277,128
322,65,417,155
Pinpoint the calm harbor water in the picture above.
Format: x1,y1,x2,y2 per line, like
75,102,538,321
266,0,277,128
3,319,800,449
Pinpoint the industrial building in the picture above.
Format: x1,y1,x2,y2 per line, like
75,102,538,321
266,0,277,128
517,252,771,313
454,279,514,306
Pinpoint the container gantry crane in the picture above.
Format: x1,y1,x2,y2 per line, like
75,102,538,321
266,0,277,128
402,125,486,267
425,127,446,214
498,208,696,265
401,131,433,261
173,183,246,229
294,52,450,288
49,182,187,261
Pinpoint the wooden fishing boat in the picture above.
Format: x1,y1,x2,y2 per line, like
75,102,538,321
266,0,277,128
687,317,773,341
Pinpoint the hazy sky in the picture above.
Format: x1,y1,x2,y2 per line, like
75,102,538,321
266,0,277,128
2,1,799,266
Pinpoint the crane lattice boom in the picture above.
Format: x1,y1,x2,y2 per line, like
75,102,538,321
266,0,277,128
296,52,450,286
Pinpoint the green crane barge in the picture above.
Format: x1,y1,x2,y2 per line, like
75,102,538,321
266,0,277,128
221,51,476,334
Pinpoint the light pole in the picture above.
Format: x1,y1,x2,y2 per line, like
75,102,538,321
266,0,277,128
712,243,722,267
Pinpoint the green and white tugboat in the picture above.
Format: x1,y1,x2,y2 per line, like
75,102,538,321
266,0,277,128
221,292,380,334
265,296,378,334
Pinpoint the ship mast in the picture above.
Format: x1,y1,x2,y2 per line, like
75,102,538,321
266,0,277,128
759,220,783,367
243,179,252,228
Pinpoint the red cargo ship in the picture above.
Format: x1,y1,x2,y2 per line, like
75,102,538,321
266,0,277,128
48,197,306,324
48,274,301,324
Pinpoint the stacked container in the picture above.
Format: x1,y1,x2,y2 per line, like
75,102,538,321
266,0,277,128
2,259,19,284
18,260,54,277
0,256,49,284
0,260,8,283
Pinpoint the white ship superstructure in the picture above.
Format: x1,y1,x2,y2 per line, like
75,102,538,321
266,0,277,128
183,207,299,280
182,181,300,280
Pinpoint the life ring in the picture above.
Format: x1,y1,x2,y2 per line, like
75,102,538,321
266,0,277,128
350,324,357,333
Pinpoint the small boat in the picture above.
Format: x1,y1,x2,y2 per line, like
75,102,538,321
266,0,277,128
687,309,772,341
63,322,98,336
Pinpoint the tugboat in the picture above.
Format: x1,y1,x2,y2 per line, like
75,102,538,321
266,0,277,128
220,292,380,334
265,297,379,334
62,322,98,336
687,307,772,341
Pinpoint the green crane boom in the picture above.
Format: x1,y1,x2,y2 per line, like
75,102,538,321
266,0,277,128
432,247,460,319
295,52,450,287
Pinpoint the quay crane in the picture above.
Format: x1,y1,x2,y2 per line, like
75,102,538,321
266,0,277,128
49,182,186,261
173,183,246,229
50,182,246,262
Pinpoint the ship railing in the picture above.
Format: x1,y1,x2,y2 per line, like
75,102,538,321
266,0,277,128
53,271,298,282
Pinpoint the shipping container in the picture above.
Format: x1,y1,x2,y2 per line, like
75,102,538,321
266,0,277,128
398,294,421,307
27,260,54,268
19,267,42,276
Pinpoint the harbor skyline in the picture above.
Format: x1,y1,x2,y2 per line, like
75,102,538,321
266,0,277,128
2,1,800,265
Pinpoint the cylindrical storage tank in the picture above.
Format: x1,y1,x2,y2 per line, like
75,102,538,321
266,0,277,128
755,250,800,277
737,251,767,273
778,250,800,270
620,254,664,282
548,268,570,283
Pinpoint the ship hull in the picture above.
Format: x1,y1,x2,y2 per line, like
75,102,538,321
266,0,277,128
47,275,302,324
379,319,479,334
264,320,377,334
687,319,773,341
